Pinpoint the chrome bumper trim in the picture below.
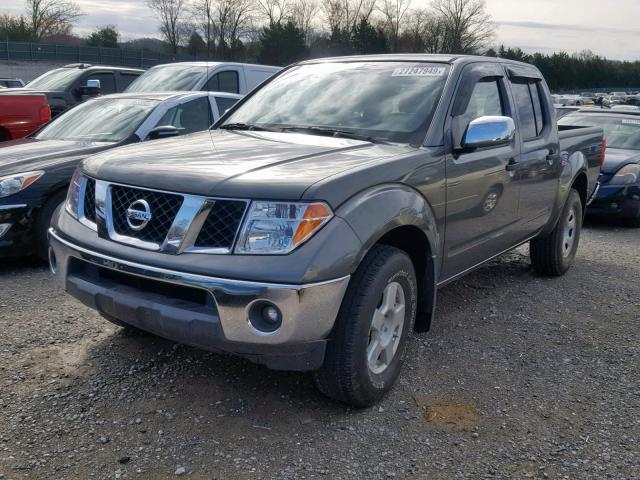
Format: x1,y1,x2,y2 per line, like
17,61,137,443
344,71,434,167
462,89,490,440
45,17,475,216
49,228,350,345
586,182,600,206
0,204,27,211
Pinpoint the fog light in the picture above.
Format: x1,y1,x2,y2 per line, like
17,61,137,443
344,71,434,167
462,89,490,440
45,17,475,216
248,301,283,333
0,223,11,239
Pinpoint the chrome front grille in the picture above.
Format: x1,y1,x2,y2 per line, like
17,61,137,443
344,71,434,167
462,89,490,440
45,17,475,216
110,185,183,244
78,177,248,254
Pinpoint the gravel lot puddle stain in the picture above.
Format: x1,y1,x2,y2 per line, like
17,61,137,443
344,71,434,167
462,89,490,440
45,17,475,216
422,402,480,430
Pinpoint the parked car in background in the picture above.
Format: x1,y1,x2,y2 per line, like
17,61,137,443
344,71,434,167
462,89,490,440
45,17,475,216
0,94,51,142
0,63,143,117
0,90,241,259
50,55,602,407
605,95,627,106
559,108,640,226
124,62,280,95
0,78,25,88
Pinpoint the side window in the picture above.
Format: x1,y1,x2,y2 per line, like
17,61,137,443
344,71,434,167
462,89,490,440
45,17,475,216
119,73,140,91
204,71,239,94
86,72,116,94
461,78,504,127
155,97,212,135
528,81,546,136
511,79,542,140
215,96,238,116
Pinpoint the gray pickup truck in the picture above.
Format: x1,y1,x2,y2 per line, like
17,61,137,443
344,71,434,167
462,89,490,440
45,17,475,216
49,55,603,407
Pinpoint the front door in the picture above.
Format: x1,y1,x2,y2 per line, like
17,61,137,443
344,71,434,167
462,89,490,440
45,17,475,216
442,66,520,280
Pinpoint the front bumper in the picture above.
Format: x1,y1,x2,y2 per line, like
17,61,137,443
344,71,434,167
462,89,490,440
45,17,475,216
0,204,35,257
48,228,350,371
586,183,640,220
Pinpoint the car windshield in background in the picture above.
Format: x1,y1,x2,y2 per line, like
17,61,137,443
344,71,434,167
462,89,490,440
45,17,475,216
221,62,450,143
125,65,207,92
559,114,640,150
26,69,81,90
35,98,157,142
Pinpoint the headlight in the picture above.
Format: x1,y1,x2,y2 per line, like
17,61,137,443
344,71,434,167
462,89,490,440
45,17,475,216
235,201,333,254
65,169,82,219
610,163,640,185
0,171,44,198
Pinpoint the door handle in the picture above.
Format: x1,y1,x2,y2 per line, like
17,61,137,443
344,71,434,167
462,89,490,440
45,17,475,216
505,159,518,172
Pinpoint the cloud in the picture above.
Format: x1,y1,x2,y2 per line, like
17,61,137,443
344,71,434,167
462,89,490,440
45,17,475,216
497,20,640,37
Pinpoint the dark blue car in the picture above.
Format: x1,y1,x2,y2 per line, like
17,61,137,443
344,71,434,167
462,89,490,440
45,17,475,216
559,108,640,226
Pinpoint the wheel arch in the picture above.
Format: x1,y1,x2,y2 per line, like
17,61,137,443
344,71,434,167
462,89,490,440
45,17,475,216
336,184,441,332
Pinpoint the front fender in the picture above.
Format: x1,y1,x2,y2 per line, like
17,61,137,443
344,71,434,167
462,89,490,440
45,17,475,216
336,183,441,279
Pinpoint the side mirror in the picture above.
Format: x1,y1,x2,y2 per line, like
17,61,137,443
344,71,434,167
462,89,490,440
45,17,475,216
147,125,180,140
461,116,516,150
79,79,101,98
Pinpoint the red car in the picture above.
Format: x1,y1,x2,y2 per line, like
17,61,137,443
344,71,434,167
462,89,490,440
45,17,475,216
0,94,51,142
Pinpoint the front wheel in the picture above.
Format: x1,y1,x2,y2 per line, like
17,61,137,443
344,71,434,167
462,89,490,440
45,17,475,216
530,189,583,276
313,245,417,407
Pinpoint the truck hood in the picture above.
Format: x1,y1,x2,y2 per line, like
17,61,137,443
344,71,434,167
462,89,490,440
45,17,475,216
0,138,114,175
602,148,640,174
0,87,55,95
82,130,410,202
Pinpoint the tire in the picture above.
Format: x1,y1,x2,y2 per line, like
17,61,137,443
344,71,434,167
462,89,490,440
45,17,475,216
530,189,583,276
313,245,417,407
35,190,67,261
623,206,640,228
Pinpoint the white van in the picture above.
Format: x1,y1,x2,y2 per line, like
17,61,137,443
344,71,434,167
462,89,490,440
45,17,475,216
124,62,281,95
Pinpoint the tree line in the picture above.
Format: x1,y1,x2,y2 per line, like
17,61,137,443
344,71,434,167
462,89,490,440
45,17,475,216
2,0,640,91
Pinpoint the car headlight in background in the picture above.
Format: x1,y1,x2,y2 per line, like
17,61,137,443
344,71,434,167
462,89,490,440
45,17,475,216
610,163,640,185
65,169,82,219
235,201,333,254
0,171,44,199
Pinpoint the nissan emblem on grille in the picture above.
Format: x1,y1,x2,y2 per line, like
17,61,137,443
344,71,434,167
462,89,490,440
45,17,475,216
126,199,153,231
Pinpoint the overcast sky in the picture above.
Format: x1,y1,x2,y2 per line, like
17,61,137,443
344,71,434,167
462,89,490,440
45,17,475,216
3,0,640,60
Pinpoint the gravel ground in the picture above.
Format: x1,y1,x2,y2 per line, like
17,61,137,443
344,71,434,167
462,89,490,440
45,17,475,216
0,220,638,480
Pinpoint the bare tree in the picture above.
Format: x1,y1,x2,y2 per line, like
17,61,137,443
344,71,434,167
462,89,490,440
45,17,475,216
191,0,215,57
213,0,254,59
322,0,376,32
378,0,411,52
291,0,319,43
431,0,495,54
256,0,289,25
25,0,82,41
148,0,189,53
401,8,446,53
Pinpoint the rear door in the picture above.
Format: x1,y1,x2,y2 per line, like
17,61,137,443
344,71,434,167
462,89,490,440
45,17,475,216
442,63,520,280
507,67,560,234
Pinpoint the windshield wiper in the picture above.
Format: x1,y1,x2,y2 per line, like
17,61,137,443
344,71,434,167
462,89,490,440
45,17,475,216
280,126,380,143
219,123,275,132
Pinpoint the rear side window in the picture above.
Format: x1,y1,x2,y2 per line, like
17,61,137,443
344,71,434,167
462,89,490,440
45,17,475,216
119,73,140,90
460,78,504,127
155,97,212,135
86,72,116,94
205,71,239,93
511,79,546,139
215,96,238,115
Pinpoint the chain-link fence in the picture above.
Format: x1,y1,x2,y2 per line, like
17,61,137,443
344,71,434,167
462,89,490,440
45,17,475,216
0,41,202,69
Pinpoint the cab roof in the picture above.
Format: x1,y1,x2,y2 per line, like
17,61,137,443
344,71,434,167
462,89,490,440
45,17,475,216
298,54,534,69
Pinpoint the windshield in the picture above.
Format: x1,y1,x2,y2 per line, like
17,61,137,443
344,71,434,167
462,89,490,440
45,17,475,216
221,62,450,143
35,97,157,142
125,65,207,92
559,114,640,150
26,68,81,90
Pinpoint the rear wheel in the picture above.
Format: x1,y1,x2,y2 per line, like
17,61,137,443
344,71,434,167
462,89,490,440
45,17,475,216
313,245,417,407
530,189,582,276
